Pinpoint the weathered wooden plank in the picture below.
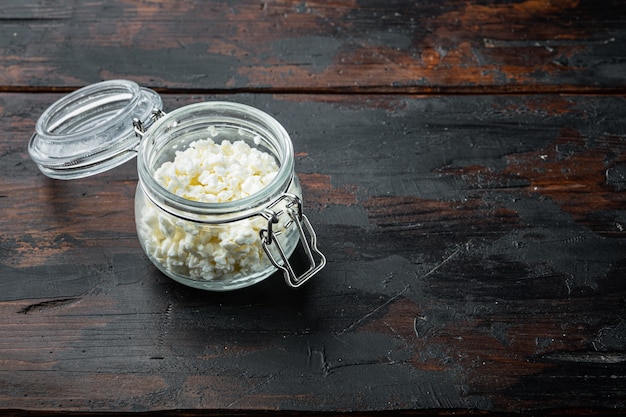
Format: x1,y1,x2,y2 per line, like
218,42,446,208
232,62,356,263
0,0,625,92
1,91,625,414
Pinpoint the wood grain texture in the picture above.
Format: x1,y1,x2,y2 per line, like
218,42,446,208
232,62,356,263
1,92,624,413
2,0,626,415
0,0,625,92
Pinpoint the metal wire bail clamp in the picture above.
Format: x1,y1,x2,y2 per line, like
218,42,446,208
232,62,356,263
260,194,326,288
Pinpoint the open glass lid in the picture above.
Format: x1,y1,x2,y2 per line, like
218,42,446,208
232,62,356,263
28,80,162,179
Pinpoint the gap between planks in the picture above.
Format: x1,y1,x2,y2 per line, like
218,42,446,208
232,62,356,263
3,85,626,96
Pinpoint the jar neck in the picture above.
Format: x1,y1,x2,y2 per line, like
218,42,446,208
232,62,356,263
137,101,296,222
139,171,296,223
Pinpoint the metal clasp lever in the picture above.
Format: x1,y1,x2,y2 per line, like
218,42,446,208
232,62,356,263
260,195,326,288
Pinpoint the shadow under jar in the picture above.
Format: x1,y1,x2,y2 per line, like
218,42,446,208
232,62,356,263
29,80,325,291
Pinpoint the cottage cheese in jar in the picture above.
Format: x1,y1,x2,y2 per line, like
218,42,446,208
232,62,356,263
137,136,289,283
29,82,325,291
134,102,318,291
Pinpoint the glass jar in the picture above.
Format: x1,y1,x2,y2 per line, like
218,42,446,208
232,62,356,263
134,102,325,290
29,80,325,291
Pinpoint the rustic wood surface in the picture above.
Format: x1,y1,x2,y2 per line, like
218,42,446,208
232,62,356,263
1,0,626,93
1,1,625,416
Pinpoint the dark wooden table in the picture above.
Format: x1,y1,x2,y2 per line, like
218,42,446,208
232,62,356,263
1,1,625,416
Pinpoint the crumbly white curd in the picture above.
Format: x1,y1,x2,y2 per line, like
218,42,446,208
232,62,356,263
136,136,285,282
154,138,278,203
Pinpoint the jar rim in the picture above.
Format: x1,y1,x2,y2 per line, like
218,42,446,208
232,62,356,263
137,101,296,218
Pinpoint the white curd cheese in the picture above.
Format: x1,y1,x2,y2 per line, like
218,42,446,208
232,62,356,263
155,138,278,202
137,137,284,281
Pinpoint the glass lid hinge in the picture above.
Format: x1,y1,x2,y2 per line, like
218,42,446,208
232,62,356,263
133,108,166,138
